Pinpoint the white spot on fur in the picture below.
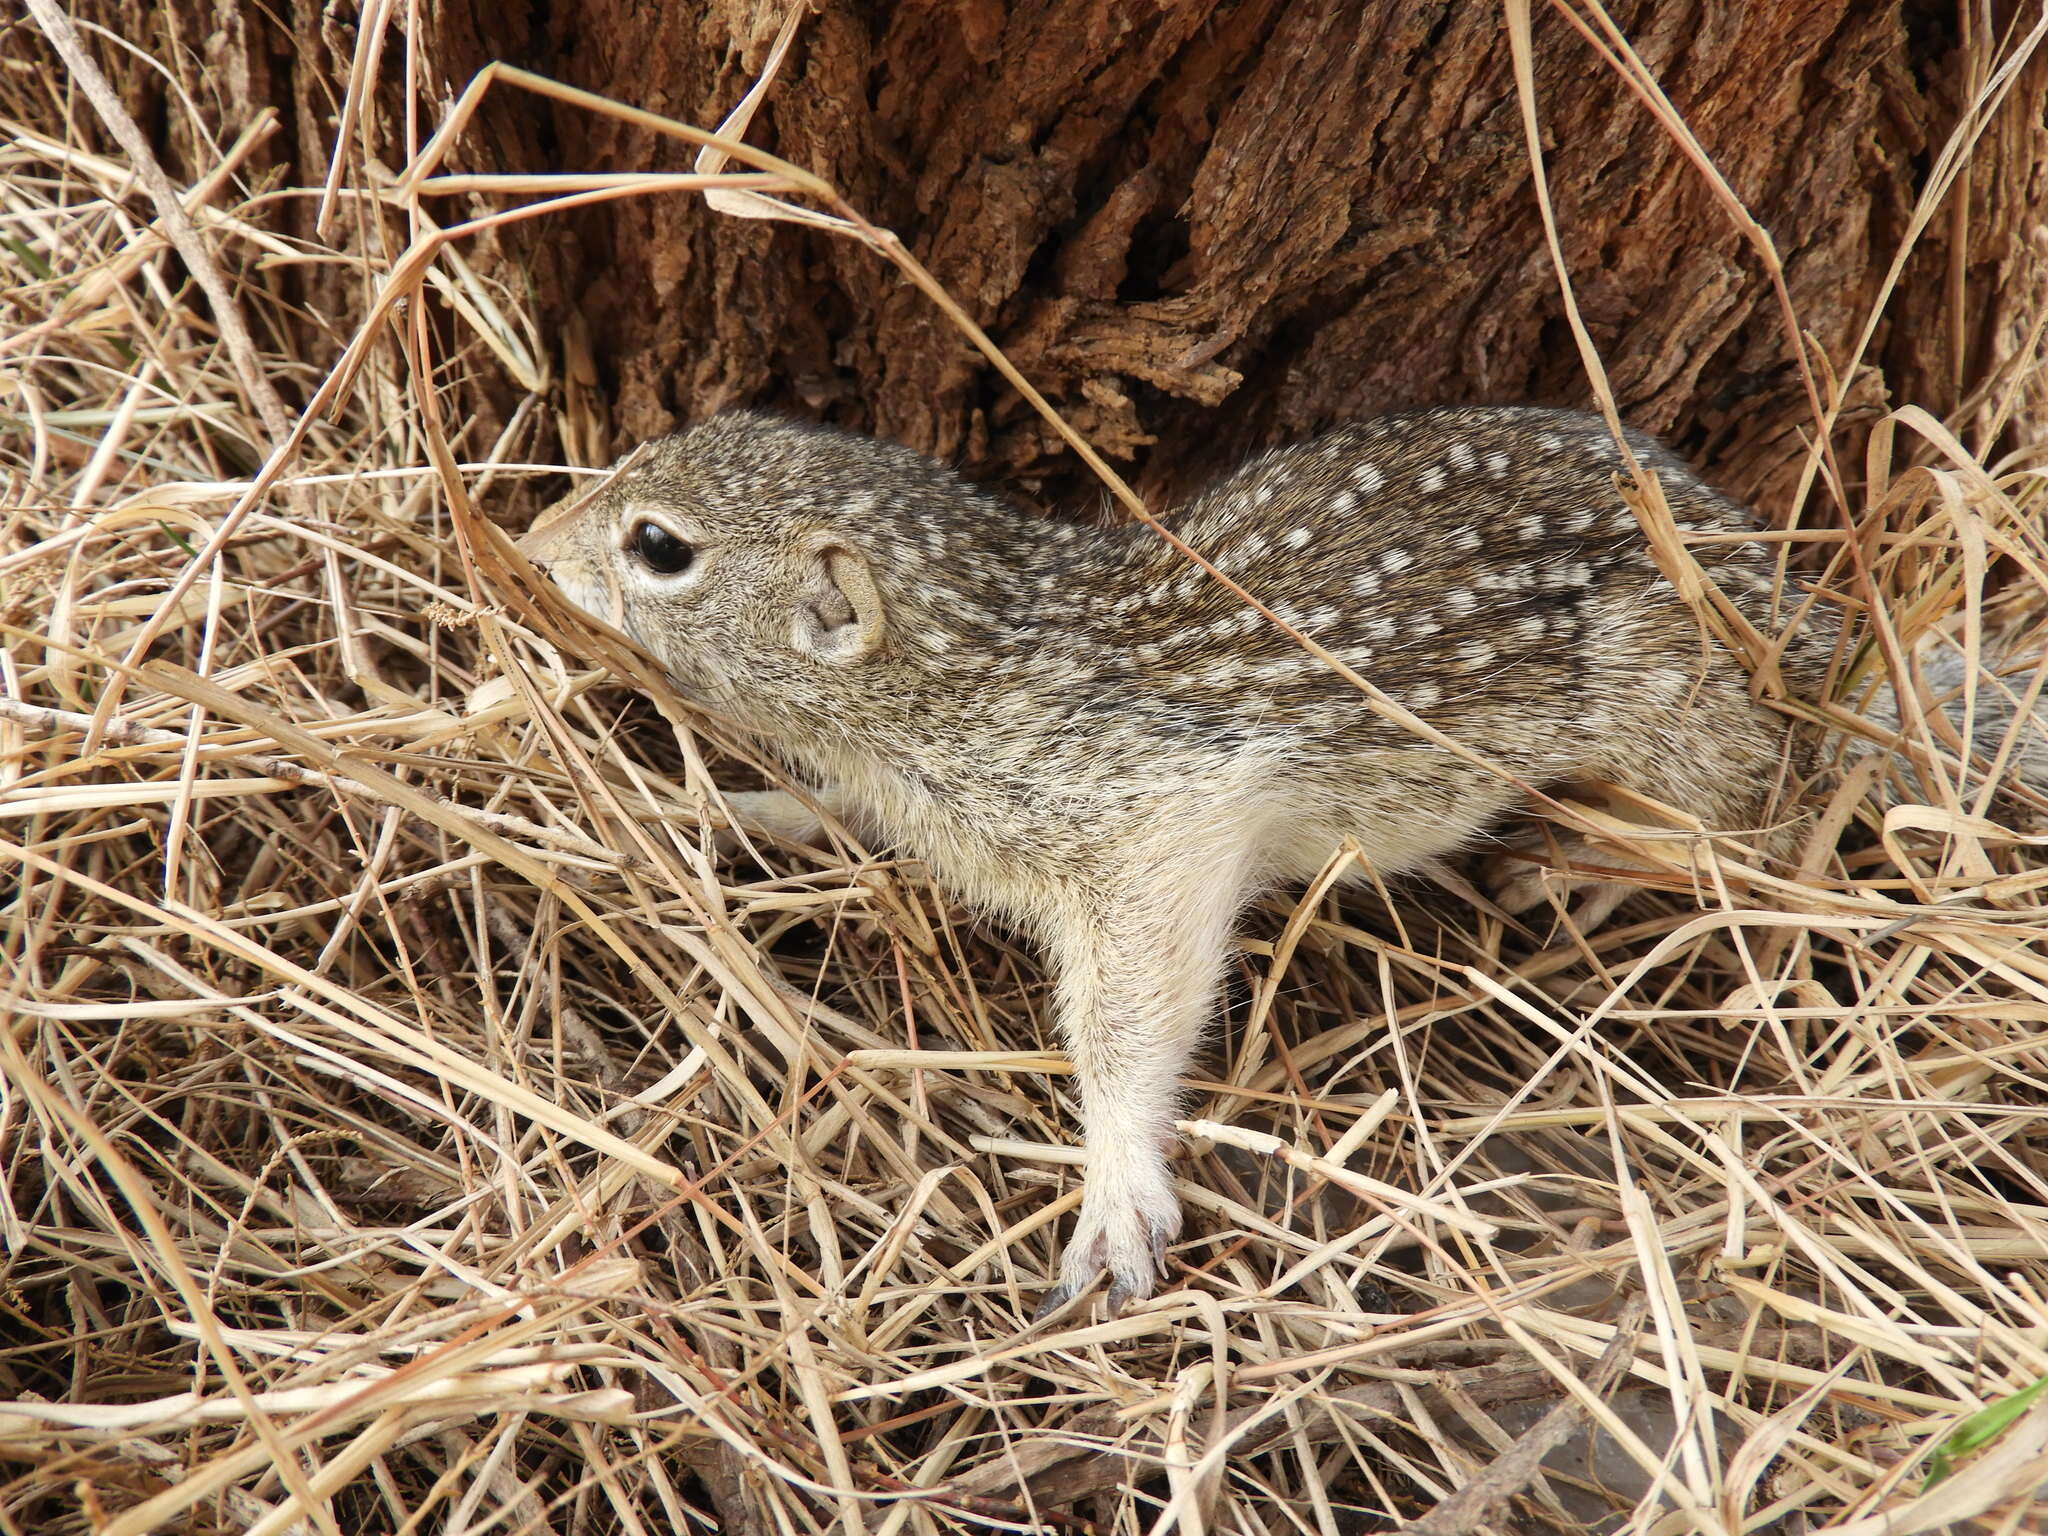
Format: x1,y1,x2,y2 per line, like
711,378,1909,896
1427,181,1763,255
1441,588,1477,616
1486,450,1511,475
1457,639,1496,668
1406,682,1442,709
1379,548,1414,575
1285,527,1314,550
1353,464,1385,495
1551,562,1594,589
1417,467,1447,494
1446,442,1477,472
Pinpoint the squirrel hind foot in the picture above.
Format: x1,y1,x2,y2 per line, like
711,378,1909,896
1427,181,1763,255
1487,834,1648,935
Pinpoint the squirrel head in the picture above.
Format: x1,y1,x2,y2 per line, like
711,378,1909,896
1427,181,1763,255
518,413,899,725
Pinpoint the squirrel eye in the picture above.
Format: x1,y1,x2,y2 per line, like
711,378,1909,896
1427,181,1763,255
629,520,695,575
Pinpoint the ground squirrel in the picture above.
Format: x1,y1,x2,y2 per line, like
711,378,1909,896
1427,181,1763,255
518,405,1841,1312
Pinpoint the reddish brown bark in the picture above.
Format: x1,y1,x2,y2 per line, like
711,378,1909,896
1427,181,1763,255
66,2,2048,511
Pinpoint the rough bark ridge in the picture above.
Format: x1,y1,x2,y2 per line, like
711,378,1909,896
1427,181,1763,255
67,1,2048,510
514,0,2048,512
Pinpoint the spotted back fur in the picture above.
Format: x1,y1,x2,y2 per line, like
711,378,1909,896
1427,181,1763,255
520,405,1836,1311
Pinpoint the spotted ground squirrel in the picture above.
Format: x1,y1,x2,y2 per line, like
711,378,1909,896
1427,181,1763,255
518,406,1844,1312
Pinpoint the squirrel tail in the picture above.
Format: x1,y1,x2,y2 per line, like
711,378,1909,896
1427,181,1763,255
1848,624,2048,806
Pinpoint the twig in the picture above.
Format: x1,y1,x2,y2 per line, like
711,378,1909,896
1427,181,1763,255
1394,1299,1650,1536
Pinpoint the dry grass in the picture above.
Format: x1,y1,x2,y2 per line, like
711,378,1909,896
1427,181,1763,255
5,5,2048,1534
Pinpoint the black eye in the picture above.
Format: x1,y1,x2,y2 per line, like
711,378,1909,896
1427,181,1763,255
630,520,695,575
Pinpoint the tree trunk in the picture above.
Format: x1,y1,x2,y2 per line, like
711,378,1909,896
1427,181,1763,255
458,0,2047,511
120,1,2048,510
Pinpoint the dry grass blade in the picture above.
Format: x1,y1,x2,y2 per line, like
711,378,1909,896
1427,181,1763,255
2,5,2048,1536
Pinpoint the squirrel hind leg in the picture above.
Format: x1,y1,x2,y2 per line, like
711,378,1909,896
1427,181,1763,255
1484,683,1797,930
1483,790,1703,935
1487,835,1639,934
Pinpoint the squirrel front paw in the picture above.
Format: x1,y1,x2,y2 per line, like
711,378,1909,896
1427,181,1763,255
1034,1148,1183,1318
707,787,834,858
720,788,827,845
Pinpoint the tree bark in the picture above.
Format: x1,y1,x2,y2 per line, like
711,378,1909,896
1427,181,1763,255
83,1,2048,509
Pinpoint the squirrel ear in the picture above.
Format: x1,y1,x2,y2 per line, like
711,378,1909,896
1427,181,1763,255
797,544,884,663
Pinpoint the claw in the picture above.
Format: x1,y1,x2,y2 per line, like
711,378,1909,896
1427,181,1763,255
1031,1281,1081,1323
1038,1145,1183,1321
